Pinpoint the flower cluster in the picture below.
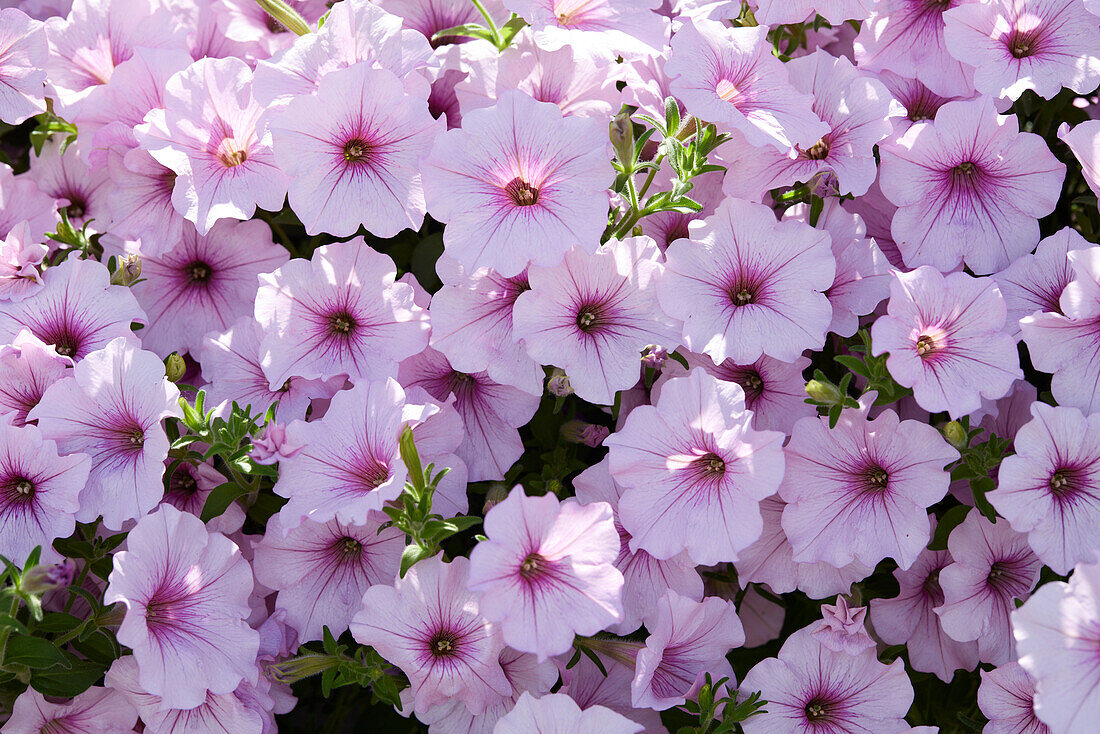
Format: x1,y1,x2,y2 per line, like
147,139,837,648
1,0,1100,732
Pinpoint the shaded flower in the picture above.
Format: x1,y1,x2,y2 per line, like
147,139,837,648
978,662,1050,734
0,221,46,302
993,227,1081,336
810,596,875,655
466,487,623,659
28,137,111,231
0,162,59,241
605,368,786,564
30,337,182,530
5,686,137,734
421,89,612,277
870,266,1022,418
103,146,186,253
104,504,259,710
352,554,512,714
1060,118,1100,200
255,239,429,388
162,459,244,536
0,331,69,426
495,692,643,734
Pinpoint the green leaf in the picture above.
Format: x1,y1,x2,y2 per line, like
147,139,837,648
30,656,103,698
497,15,528,46
199,481,247,523
399,545,435,577
34,612,82,635
4,635,68,669
928,505,970,551
971,476,999,523
430,22,495,44
0,613,28,635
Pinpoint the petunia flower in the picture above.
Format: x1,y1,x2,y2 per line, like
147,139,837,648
637,168,724,253
5,686,137,734
466,487,624,659
990,402,1100,574
27,137,111,232
496,692,644,734
270,62,443,237
943,0,1100,101
753,0,875,24
631,591,744,710
854,0,976,98
870,538,981,683
0,331,69,426
741,626,913,734
0,421,89,565
103,147,186,253
0,162,59,241
272,378,411,532
0,8,47,125
255,239,429,388
978,662,1050,734
781,397,957,570
29,337,182,530
878,96,1065,274
162,459,244,536
658,196,835,365
666,17,829,152
870,266,1022,418
1020,244,1100,413
936,511,1041,666
502,0,668,60
993,227,1081,336
736,494,873,600
128,219,287,358
104,504,259,710
875,69,965,139
561,652,664,733
217,0,328,57
513,237,681,405
421,89,612,278
136,56,290,235
604,367,786,565
1060,118,1100,199
428,259,542,397
374,0,507,48
810,596,876,655
352,554,512,714
0,221,46,303
1012,559,1100,732
253,510,403,641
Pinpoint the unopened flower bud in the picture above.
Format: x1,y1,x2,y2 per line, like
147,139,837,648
560,420,610,447
641,345,668,370
805,378,843,406
164,352,187,382
254,0,311,35
609,111,635,165
20,559,75,596
547,368,573,397
110,254,142,287
251,422,304,465
942,420,969,452
482,483,509,513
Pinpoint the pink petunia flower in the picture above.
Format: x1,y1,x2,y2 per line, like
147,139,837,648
870,266,1022,418
993,227,1081,336
129,219,287,358
0,8,46,124
253,510,403,641
270,62,443,237
1020,244,1100,413
5,686,137,734
1012,559,1100,732
352,554,512,714
502,0,668,60
495,692,644,734
722,50,902,200
560,652,664,733
0,331,69,426
753,0,875,24
0,421,89,565
136,56,290,235
637,168,724,253
217,0,327,57
374,0,507,47
573,457,703,635
990,402,1100,574
736,494,873,600
1060,118,1100,199
402,385,471,518
781,398,957,570
513,237,681,405
255,239,429,388
399,346,540,481
103,147,186,253
29,337,182,530
466,487,624,659
162,459,245,536
666,17,829,152
428,259,542,397
658,197,835,365
878,96,1065,274
631,591,744,710
0,221,46,302
870,537,981,683
272,378,411,532
936,511,1041,665
875,70,966,139
421,89,612,278
854,0,976,98
943,0,1100,101
741,626,913,734
28,138,111,232
604,367,786,565
0,163,59,241
200,317,340,423
104,504,259,710
810,596,876,655
978,662,1050,734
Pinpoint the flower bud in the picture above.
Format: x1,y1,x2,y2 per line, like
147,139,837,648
254,0,311,35
942,420,969,452
805,378,843,406
546,368,573,397
251,422,304,465
482,483,509,513
641,345,668,370
19,559,75,596
560,420,610,448
609,111,635,165
164,352,187,382
109,254,142,287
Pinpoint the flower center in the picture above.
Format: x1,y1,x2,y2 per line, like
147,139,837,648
715,79,740,104
519,552,546,580
336,536,362,561
171,470,198,497
429,630,459,657
216,139,248,168
804,697,832,723
1050,470,1073,496
503,177,539,207
731,287,755,307
186,261,212,283
953,161,978,180
867,466,889,490
691,451,726,480
126,429,145,448
923,569,944,601
330,312,356,336
7,476,35,499
65,199,86,221
804,138,830,160
1008,29,1040,59
916,334,938,357
343,138,371,165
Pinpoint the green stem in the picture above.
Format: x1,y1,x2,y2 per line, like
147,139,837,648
0,595,21,668
636,156,664,201
470,0,501,44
